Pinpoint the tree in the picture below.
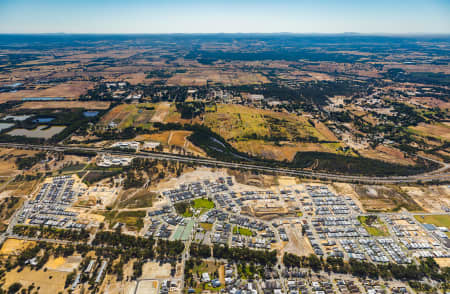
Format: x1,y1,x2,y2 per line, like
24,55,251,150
8,283,22,294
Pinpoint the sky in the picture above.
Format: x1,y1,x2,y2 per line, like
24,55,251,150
0,0,449,34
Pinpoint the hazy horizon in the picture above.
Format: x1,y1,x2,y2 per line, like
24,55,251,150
0,0,449,34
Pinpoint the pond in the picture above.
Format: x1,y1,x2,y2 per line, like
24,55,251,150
2,115,31,121
22,97,66,101
8,125,66,139
33,117,55,123
83,111,99,117
0,123,14,132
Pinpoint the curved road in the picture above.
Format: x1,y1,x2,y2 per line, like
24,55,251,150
0,143,449,184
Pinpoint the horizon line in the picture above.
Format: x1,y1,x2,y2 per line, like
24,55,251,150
0,32,449,36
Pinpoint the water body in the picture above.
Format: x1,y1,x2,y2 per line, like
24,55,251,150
0,123,14,132
33,117,55,123
8,125,66,139
83,111,99,117
2,115,31,121
22,97,66,101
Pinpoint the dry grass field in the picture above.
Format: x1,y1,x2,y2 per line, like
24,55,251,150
136,130,206,156
166,69,269,86
202,104,339,160
0,148,37,177
0,238,36,255
359,145,416,166
0,81,94,102
100,103,156,128
151,102,171,123
401,185,450,213
409,122,450,141
353,185,423,212
204,104,331,141
3,267,67,294
18,100,110,110
233,140,343,161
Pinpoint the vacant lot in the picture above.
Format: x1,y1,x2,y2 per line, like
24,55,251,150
18,100,110,110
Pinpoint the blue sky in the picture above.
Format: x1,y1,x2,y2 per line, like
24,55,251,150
0,0,449,34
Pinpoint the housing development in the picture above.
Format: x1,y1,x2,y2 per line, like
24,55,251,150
0,34,447,294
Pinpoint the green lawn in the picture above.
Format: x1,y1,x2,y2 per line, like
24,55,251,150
192,198,215,215
233,226,253,236
414,215,450,229
358,215,389,237
193,198,215,210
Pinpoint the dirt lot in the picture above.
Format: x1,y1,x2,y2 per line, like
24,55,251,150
45,255,82,272
18,100,110,110
141,261,172,279
136,280,159,294
282,223,314,256
0,81,94,102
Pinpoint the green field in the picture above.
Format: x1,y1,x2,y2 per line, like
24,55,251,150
193,198,215,210
414,215,450,229
233,226,253,236
358,215,390,237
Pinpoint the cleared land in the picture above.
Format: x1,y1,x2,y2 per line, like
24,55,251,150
0,81,94,102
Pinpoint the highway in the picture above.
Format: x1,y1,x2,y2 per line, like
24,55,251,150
0,143,449,184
